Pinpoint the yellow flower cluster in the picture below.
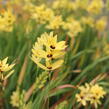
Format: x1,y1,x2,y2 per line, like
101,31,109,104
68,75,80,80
87,0,104,15
81,16,94,28
10,90,20,107
53,0,76,11
46,16,64,30
21,0,106,37
76,83,106,108
0,57,14,83
81,16,107,31
31,32,67,71
52,0,104,15
63,18,82,37
10,90,25,108
0,8,15,32
75,0,89,10
95,17,107,32
23,3,36,13
32,4,54,24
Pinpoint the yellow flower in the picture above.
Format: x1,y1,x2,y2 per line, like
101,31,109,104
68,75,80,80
90,84,106,108
31,32,66,71
76,83,91,106
63,18,82,37
10,90,25,108
32,4,54,24
76,83,106,108
95,17,107,31
76,93,87,106
23,3,36,13
0,8,15,32
10,0,22,4
46,16,64,30
32,56,64,70
81,16,94,27
0,57,14,82
53,0,76,11
75,0,89,10
10,90,20,107
87,0,104,15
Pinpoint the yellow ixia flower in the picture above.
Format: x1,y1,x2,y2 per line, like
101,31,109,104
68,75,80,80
32,4,54,24
23,3,36,13
46,16,64,30
63,18,82,37
81,16,94,28
95,17,107,32
87,0,104,15
10,90,25,108
76,83,106,108
32,56,64,70
76,83,91,106
90,84,106,108
75,0,89,10
0,57,14,82
0,8,15,32
31,32,66,71
10,90,20,107
53,0,76,11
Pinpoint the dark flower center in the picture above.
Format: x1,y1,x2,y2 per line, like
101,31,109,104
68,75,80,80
47,54,53,58
50,45,55,49
47,67,52,69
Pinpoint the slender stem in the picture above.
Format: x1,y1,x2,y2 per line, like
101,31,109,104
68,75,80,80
24,83,36,102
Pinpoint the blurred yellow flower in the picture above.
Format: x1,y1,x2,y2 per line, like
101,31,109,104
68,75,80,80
47,16,64,30
32,4,54,24
87,0,104,15
31,32,66,71
95,17,107,31
63,18,82,37
76,83,106,108
53,0,76,11
0,57,14,82
10,90,25,108
23,3,36,13
0,8,15,32
75,0,89,10
76,83,91,106
81,16,94,27
10,90,20,107
90,84,106,108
